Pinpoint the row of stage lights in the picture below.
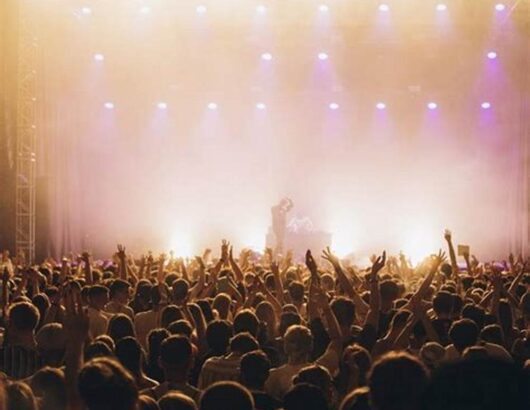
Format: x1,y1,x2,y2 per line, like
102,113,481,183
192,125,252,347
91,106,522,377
79,3,510,16
102,101,493,110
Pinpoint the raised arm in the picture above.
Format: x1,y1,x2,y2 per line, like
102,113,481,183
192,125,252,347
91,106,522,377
116,244,127,280
270,260,285,305
189,256,206,300
228,246,244,283
444,230,459,280
364,251,386,329
81,252,93,285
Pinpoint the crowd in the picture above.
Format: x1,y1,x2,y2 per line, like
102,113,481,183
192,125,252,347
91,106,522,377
0,231,528,410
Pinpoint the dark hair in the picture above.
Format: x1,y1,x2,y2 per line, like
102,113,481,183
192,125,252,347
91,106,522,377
200,381,254,410
172,279,189,302
167,320,193,338
137,395,160,410
380,280,400,303
461,304,485,330
369,352,428,410
229,332,259,354
206,320,233,355
29,367,66,410
240,350,270,389
288,281,305,303
480,324,504,346
449,319,479,353
161,305,184,329
159,392,197,410
147,328,170,363
331,297,356,327
109,279,130,299
6,381,37,410
433,291,453,316
160,335,193,368
78,357,138,410
85,341,114,361
233,309,259,337
89,285,109,301
8,302,40,331
293,364,332,394
283,383,329,410
115,337,145,376
108,314,135,343
279,311,302,335
196,300,214,323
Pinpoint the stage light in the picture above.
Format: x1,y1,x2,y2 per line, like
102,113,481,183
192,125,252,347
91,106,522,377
481,102,491,109
157,102,168,110
93,53,105,62
376,102,386,110
318,52,329,61
319,4,329,12
436,4,447,11
140,6,151,14
256,102,266,110
104,102,114,109
378,4,390,12
81,7,92,15
427,102,438,110
196,5,207,14
256,5,267,14
487,51,497,60
207,102,218,110
328,103,339,110
261,52,273,61
495,4,506,11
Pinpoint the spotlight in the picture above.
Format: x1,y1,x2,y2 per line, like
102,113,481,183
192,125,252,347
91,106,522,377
495,4,506,11
140,6,151,14
256,102,266,110
256,5,267,14
196,5,207,14
487,51,497,59
81,7,92,15
436,4,447,11
376,102,386,110
93,53,105,61
318,52,329,61
481,102,491,109
328,103,339,110
157,102,168,110
104,102,114,109
427,102,438,110
378,4,390,12
319,4,329,12
261,52,273,61
207,102,218,110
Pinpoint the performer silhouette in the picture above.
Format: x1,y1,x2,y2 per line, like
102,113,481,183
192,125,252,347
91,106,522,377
271,198,293,256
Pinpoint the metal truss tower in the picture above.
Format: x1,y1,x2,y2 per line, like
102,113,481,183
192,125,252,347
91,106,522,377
15,0,37,263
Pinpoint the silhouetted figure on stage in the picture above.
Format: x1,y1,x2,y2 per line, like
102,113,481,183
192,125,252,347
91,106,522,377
271,197,293,256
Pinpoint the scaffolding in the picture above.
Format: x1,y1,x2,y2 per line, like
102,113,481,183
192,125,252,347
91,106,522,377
15,0,37,263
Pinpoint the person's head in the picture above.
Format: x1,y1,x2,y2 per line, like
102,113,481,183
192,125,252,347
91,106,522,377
84,341,114,361
449,319,479,353
107,314,135,343
368,351,429,410
279,311,302,336
200,381,254,410
293,365,333,403
109,280,131,304
158,392,197,410
288,281,305,304
88,285,110,310
284,325,313,363
321,274,335,292
94,334,116,352
461,304,485,330
419,342,446,371
212,293,232,319
78,357,138,410
342,344,372,386
171,280,189,304
36,323,66,366
161,305,184,329
379,280,400,307
240,350,270,390
29,367,66,410
255,301,275,325
150,285,166,307
233,309,259,337
331,297,356,328
31,293,49,327
205,320,233,355
115,337,145,376
167,320,193,338
5,381,37,410
137,395,160,410
388,310,411,334
159,335,194,379
432,291,453,318
229,332,259,355
283,383,329,410
147,328,170,363
498,299,513,331
339,387,371,410
7,302,40,334
480,324,504,346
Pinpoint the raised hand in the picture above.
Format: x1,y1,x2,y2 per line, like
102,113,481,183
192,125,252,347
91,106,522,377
195,255,205,271
271,260,280,275
322,246,340,269
432,249,447,266
305,250,318,275
221,240,230,263
371,251,387,278
444,229,452,242
64,285,89,345
116,244,126,261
